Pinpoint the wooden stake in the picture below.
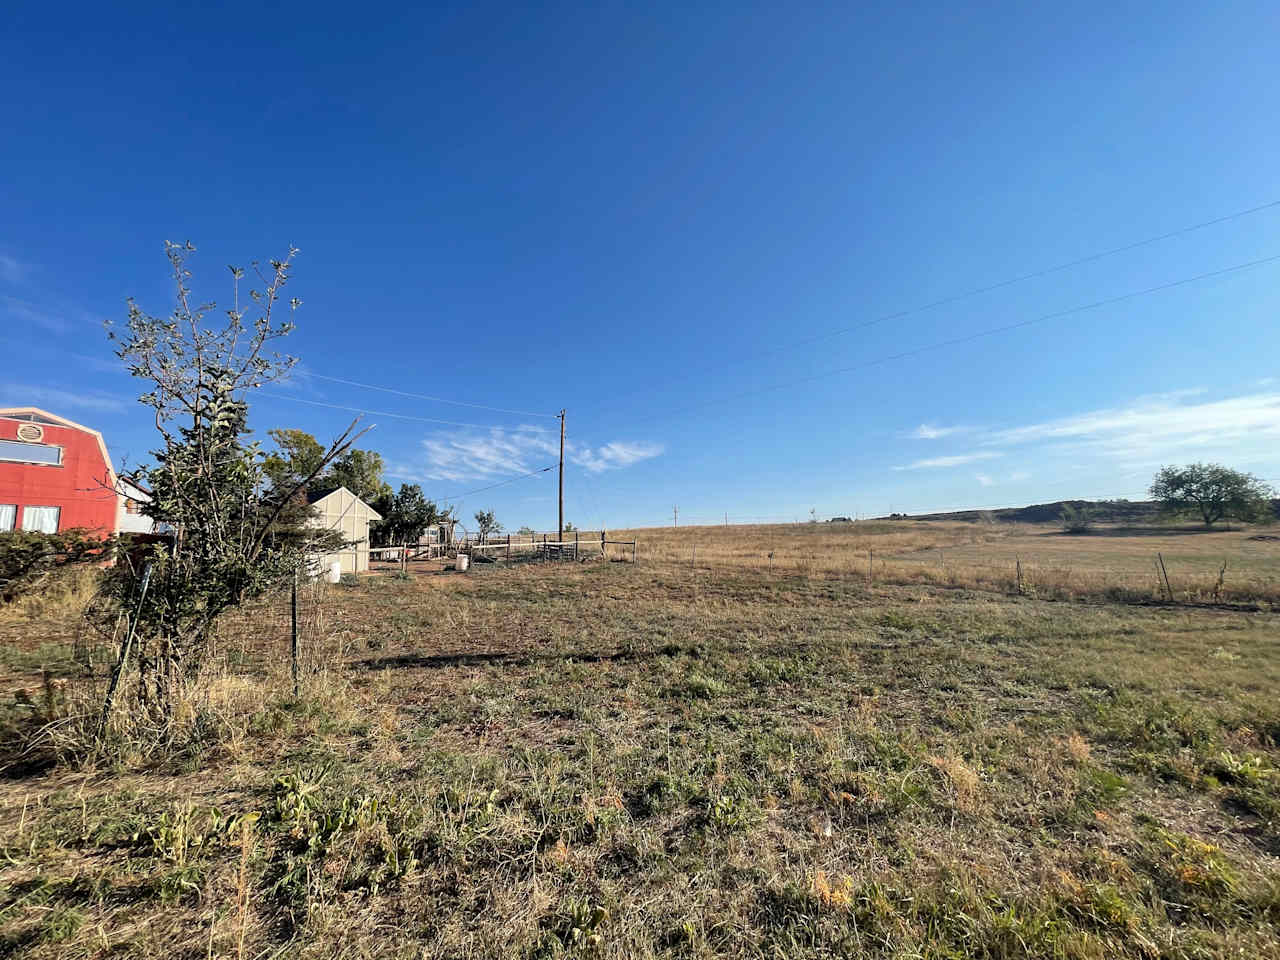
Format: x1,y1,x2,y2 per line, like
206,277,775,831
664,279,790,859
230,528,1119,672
1157,552,1173,602
96,562,153,743
291,571,299,696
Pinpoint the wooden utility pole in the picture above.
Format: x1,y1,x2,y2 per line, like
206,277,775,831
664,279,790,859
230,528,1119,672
558,409,566,543
673,505,678,527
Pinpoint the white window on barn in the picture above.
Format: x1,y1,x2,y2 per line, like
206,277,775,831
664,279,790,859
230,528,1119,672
125,499,143,515
0,504,15,531
0,440,63,465
21,506,60,533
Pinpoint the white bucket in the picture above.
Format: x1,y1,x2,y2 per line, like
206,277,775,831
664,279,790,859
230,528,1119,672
456,554,470,572
327,560,342,584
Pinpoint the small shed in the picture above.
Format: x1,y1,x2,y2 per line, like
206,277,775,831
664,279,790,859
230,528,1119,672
307,486,382,574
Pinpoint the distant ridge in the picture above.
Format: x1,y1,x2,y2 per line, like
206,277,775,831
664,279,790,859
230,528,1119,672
878,498,1280,524
882,499,1163,524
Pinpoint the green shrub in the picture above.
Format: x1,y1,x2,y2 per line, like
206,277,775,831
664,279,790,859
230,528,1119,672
0,529,108,602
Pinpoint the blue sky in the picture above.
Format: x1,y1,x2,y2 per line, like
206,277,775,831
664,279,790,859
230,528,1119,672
3,1,1279,529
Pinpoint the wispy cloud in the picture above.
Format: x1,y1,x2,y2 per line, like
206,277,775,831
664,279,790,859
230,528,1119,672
976,469,1031,487
905,423,973,440
983,391,1280,457
71,353,127,375
3,294,106,335
905,389,1280,478
4,295,70,334
393,427,663,485
894,451,1003,471
0,255,26,285
575,441,665,473
0,383,128,413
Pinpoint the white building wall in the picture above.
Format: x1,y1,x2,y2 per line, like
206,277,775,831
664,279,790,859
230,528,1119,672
115,479,156,534
308,487,379,574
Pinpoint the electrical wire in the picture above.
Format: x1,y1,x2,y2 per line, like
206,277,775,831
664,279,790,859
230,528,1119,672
291,370,558,419
786,198,1280,354
623,252,1280,429
588,197,1280,412
256,392,554,431
438,464,556,503
233,197,1280,437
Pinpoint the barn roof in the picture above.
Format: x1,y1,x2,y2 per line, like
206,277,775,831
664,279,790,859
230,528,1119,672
0,406,117,486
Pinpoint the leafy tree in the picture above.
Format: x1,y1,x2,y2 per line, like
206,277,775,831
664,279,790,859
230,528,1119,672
263,428,326,491
263,429,388,509
474,509,501,542
376,484,443,546
1149,463,1275,527
0,530,109,603
517,525,535,535
562,520,576,533
326,448,391,505
101,242,360,724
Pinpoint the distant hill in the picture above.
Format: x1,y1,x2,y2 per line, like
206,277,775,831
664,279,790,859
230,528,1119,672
882,499,1163,524
878,497,1280,525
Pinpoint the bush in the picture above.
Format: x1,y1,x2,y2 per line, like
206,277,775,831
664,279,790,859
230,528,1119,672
0,530,109,603
1059,503,1093,534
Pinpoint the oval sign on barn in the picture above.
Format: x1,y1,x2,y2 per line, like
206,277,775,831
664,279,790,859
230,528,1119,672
16,423,44,442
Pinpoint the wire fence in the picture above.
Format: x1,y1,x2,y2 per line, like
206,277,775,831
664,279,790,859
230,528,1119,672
645,537,1280,607
68,573,338,724
368,530,640,569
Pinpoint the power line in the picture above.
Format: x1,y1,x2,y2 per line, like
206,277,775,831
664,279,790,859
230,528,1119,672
785,197,1280,354
624,252,1280,429
592,197,1280,412
292,370,558,419
438,464,556,502
257,392,553,431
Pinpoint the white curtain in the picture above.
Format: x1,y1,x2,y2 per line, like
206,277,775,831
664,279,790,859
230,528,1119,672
21,506,60,533
0,504,15,531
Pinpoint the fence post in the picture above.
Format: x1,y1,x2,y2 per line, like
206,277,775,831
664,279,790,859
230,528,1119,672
1016,557,1023,595
507,533,511,563
96,562,153,744
291,570,300,697
601,528,606,558
868,549,873,585
1157,552,1173,602
632,539,637,563
575,530,579,560
543,533,547,561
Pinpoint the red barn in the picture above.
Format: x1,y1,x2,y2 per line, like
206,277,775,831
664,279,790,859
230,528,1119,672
0,407,120,536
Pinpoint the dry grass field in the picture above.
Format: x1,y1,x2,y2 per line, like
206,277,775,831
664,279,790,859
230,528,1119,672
2,520,1279,958
614,520,1280,605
